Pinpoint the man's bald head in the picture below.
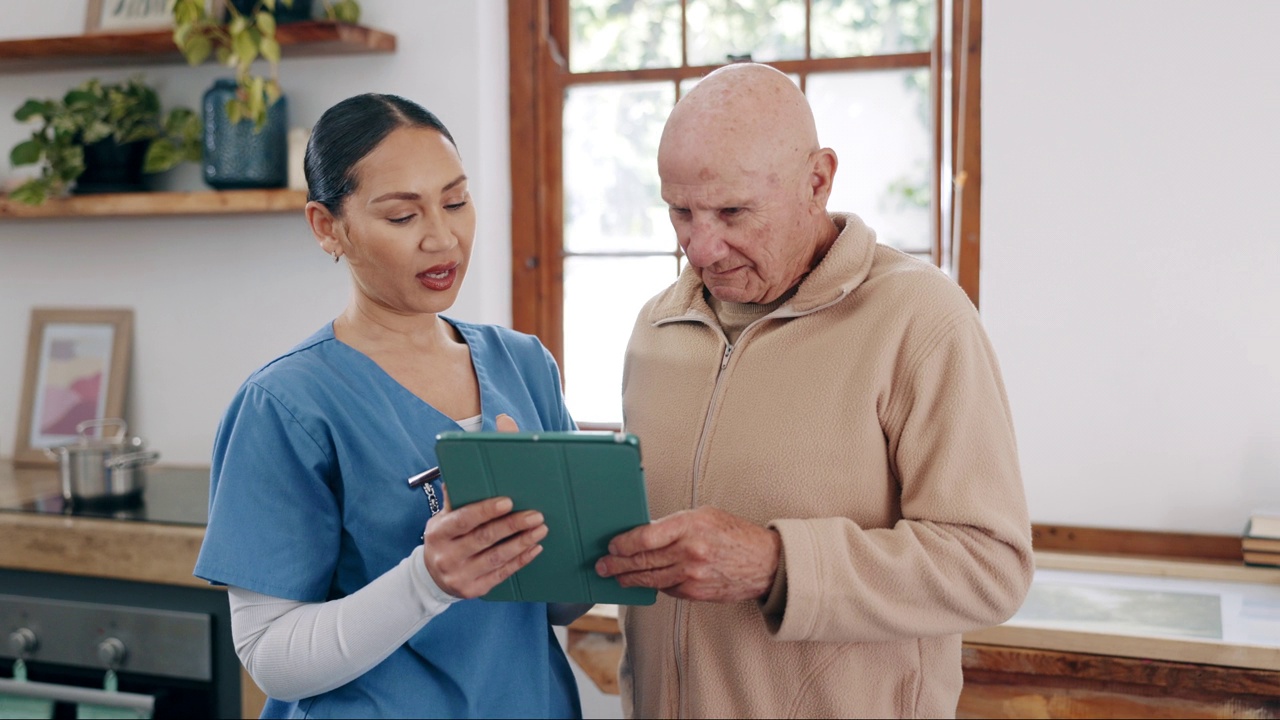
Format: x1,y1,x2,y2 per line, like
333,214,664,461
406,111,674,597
660,63,821,177
656,63,840,305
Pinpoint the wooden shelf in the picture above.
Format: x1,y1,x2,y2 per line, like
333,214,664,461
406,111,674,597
0,189,308,219
0,21,395,74
0,22,392,218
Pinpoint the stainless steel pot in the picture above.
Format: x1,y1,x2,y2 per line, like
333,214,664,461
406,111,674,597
44,419,160,504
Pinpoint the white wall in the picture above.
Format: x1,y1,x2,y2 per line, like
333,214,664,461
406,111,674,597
982,0,1280,534
0,0,512,465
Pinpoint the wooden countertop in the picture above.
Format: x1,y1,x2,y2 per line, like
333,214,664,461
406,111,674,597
0,461,211,588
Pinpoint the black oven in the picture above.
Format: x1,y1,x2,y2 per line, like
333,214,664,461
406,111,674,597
0,468,240,719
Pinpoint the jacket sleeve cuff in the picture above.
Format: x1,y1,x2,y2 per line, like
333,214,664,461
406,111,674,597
757,541,788,627
762,519,823,640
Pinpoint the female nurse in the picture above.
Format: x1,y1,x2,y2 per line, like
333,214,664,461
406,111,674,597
193,94,584,718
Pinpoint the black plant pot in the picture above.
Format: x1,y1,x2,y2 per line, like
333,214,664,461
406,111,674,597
201,78,288,190
74,138,149,194
225,0,313,23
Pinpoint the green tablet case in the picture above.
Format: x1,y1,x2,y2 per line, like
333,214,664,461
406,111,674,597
434,430,657,606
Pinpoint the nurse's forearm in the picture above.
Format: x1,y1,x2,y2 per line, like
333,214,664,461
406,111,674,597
228,545,458,702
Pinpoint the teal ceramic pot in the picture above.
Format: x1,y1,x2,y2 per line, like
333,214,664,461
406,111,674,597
201,78,288,190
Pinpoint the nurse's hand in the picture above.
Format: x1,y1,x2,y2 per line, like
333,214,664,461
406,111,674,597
422,494,547,599
422,413,545,598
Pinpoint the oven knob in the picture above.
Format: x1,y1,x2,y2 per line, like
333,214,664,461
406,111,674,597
97,637,128,668
8,628,38,655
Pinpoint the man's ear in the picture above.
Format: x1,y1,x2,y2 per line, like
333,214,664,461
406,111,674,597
305,201,344,257
807,148,838,210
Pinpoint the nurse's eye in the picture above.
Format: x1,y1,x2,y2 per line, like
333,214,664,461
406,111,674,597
389,215,415,225
444,201,469,211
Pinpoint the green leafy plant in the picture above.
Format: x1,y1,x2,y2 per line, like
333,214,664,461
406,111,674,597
171,0,288,129
7,77,201,205
170,0,359,129
146,106,204,175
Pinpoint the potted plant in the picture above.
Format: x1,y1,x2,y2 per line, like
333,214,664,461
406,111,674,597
7,77,201,205
170,0,361,129
169,0,360,189
171,0,287,130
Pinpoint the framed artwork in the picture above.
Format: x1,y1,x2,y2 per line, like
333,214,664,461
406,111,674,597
13,308,133,467
84,0,213,34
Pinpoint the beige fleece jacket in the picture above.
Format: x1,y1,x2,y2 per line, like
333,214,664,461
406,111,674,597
618,213,1033,719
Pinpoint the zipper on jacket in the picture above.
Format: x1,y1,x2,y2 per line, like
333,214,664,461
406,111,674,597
652,312,730,719
685,323,729,720
655,295,845,718
683,327,753,717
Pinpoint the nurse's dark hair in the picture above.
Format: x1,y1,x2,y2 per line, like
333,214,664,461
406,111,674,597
304,93,457,216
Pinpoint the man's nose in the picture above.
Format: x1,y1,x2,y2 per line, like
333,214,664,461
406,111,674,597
682,218,727,268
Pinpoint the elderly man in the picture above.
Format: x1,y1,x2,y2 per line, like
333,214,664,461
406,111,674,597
594,63,1034,718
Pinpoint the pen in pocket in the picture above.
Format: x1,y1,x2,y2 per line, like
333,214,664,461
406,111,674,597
408,467,443,516
407,467,440,489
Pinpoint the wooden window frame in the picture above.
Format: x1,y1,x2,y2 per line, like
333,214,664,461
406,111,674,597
509,0,983,366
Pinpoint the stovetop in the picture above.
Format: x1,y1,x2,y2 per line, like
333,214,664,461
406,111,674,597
0,466,210,526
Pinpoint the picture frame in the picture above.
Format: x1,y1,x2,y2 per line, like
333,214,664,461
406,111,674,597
13,308,133,467
84,0,222,34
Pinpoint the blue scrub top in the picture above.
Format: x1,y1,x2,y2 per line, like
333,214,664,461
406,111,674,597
194,320,581,719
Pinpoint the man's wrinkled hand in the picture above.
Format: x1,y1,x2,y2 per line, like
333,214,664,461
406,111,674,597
594,506,781,603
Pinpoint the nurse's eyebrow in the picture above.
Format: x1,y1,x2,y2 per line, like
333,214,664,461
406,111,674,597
370,191,419,203
370,175,468,205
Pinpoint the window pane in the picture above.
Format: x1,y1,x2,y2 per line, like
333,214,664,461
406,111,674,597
570,0,683,72
563,255,679,423
564,82,678,253
808,69,932,253
686,0,806,67
679,76,698,99
811,0,936,58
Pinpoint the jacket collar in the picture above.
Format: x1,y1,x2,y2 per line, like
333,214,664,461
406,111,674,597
647,212,877,325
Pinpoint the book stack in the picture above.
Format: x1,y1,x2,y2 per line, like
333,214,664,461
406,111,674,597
1243,512,1280,567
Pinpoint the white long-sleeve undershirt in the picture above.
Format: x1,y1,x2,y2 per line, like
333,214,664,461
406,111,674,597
228,544,457,702
230,551,593,702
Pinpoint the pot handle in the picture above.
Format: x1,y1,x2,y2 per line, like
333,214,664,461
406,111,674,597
77,418,127,442
105,450,160,469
